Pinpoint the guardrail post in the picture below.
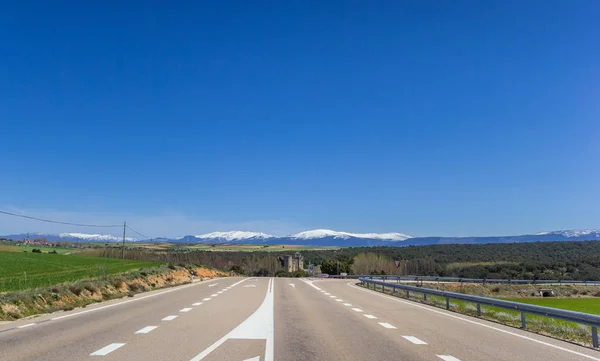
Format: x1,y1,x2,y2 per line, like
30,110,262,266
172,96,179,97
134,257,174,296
446,297,450,310
406,289,410,298
593,326,598,348
477,303,481,317
521,312,526,329
423,293,427,301
382,284,385,293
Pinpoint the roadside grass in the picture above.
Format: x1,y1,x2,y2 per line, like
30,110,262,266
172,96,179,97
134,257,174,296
367,284,596,348
0,251,160,292
502,297,600,315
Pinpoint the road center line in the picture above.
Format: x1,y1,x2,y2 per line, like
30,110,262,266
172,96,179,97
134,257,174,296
364,314,377,319
378,322,397,329
203,298,211,301
437,356,461,361
329,295,336,298
335,299,343,302
162,315,177,321
135,326,158,334
343,303,352,306
192,302,203,306
352,308,363,312
90,343,126,356
180,308,192,312
403,336,427,345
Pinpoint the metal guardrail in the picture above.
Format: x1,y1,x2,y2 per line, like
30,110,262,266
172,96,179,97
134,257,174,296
328,274,600,285
360,277,600,348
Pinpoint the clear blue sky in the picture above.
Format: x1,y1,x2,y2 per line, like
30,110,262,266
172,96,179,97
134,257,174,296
1,1,599,238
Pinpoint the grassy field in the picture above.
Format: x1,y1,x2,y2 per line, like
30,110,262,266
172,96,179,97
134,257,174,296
0,251,160,292
503,297,600,315
0,244,75,254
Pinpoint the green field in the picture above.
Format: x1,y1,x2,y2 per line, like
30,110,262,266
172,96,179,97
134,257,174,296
0,245,75,254
0,251,161,292
503,298,600,315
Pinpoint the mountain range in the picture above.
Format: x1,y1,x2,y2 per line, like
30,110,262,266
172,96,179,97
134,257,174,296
2,229,600,247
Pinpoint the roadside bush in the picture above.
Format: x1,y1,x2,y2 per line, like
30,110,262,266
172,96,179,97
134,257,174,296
110,277,126,289
82,282,99,293
167,263,177,270
68,283,85,296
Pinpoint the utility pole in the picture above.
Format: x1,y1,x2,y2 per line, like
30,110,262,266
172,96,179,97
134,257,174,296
122,221,126,259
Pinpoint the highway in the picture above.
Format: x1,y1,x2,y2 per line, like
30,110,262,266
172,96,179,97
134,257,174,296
1,277,599,361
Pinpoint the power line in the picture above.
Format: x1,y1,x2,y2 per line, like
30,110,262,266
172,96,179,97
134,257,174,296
126,225,151,240
0,210,122,228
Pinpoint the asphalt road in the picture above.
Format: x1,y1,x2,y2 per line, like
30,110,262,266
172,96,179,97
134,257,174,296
1,277,600,361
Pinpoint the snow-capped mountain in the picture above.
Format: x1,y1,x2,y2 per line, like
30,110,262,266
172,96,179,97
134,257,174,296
290,229,412,241
535,230,600,238
1,232,136,242
194,231,275,242
2,229,600,247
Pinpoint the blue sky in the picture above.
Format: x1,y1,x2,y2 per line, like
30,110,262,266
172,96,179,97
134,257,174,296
1,1,599,238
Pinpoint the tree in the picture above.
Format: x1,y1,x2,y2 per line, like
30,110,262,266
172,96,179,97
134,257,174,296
320,259,351,275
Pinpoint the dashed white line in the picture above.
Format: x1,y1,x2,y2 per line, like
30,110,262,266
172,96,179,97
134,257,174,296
343,303,352,306
352,308,363,312
378,322,396,329
17,323,36,329
217,291,223,294
90,343,126,356
135,326,158,334
192,302,203,306
162,315,178,321
211,294,218,297
403,336,427,345
335,299,343,302
329,295,336,298
324,293,330,295
180,308,192,312
364,314,377,319
203,298,211,301
437,356,461,361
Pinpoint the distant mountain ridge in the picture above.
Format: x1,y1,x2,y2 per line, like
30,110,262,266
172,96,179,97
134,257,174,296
2,229,599,247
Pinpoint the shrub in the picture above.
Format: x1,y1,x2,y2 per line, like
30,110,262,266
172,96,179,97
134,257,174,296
167,263,176,270
491,286,501,293
82,282,99,293
69,284,84,296
110,277,126,289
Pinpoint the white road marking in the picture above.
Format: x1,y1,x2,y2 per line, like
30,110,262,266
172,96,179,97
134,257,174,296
135,326,158,334
343,303,352,306
217,291,223,294
329,295,336,298
189,278,275,361
378,322,397,329
289,283,295,288
162,315,178,321
50,278,234,322
203,298,211,301
244,284,256,288
17,323,36,329
352,308,363,312
403,336,427,345
364,314,377,319
180,308,192,312
243,357,260,361
437,356,461,361
90,343,126,356
349,282,600,361
211,294,218,297
192,302,203,306
324,292,330,295
335,299,343,302
209,283,218,287
320,290,326,292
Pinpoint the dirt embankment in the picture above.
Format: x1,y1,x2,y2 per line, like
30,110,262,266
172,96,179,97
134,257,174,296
0,266,227,321
407,282,600,298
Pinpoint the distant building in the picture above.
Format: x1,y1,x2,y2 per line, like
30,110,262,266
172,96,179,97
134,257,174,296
279,252,304,272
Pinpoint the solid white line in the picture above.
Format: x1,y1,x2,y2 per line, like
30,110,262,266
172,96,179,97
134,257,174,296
203,298,211,301
364,314,377,319
162,315,177,321
135,326,158,334
378,322,397,329
437,356,461,361
90,343,126,356
343,303,352,306
335,299,343,302
348,282,600,361
17,323,36,329
180,308,192,312
192,302,203,306
50,278,228,321
352,308,363,312
403,336,427,345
